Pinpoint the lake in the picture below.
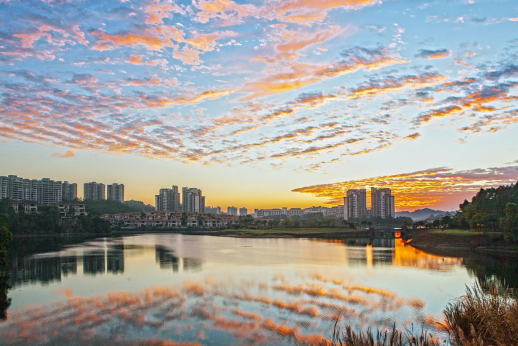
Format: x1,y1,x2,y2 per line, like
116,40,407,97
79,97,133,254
0,233,516,345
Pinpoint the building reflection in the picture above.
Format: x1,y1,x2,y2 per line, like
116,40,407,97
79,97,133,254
83,251,105,276
311,236,464,269
9,255,78,288
155,245,202,272
107,244,124,274
6,242,206,289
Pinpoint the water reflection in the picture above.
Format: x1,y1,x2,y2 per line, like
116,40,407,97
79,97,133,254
9,256,78,287
0,270,9,321
0,275,439,345
6,238,204,289
107,245,124,274
156,245,203,273
0,234,517,344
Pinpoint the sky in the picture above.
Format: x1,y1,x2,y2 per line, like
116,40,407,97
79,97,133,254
0,0,517,211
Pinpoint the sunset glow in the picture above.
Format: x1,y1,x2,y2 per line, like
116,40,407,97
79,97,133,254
0,0,517,210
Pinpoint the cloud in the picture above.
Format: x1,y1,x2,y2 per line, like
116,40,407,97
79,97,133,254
142,89,236,108
348,72,447,98
241,46,409,100
53,150,75,158
415,49,451,59
193,0,381,24
91,26,184,51
293,166,518,210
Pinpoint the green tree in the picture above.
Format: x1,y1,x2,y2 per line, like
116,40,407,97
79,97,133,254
197,214,205,227
501,203,518,240
181,212,188,227
0,213,12,266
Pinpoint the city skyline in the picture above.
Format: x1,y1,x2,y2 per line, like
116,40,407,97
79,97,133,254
0,0,517,211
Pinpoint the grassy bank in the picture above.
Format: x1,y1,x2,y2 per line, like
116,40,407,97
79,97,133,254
210,227,374,238
405,228,518,255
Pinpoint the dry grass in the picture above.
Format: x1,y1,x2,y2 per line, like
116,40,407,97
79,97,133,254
321,322,440,346
323,280,518,346
444,280,518,346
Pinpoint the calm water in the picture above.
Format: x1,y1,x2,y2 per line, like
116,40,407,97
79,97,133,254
0,234,516,345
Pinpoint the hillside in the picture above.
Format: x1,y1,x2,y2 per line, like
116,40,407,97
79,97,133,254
396,208,453,221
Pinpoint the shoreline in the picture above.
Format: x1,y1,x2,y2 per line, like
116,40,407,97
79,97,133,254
404,229,518,256
11,228,518,255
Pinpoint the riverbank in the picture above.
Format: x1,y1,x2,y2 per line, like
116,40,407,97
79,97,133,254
405,228,518,255
209,227,383,239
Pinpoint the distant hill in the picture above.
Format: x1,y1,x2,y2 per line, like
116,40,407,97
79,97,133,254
82,199,154,216
396,208,454,221
124,200,155,212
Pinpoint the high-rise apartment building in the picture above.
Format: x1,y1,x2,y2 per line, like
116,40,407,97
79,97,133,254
0,175,63,205
239,207,248,216
371,187,395,218
155,186,180,211
343,189,367,220
227,206,238,216
84,182,105,200
37,178,63,205
182,187,205,213
107,183,124,203
62,181,78,201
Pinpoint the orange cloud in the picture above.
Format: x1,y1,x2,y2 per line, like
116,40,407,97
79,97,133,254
52,150,75,158
92,26,184,51
144,3,183,25
241,50,409,100
292,166,518,211
416,49,451,59
269,0,381,23
349,73,447,98
142,89,236,108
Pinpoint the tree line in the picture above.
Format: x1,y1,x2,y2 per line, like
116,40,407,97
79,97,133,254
0,199,111,235
413,182,518,239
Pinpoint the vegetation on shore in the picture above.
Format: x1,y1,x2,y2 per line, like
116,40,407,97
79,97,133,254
0,199,111,235
404,228,518,254
82,199,153,216
0,213,12,266
325,280,518,346
444,281,518,346
323,324,439,346
415,182,518,238
0,211,12,321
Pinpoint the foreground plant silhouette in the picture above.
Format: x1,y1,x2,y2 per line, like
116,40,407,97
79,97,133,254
323,280,518,346
444,281,518,346
321,320,440,346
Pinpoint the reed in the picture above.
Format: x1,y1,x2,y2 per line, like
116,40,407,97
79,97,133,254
323,280,518,346
322,322,440,346
444,280,518,346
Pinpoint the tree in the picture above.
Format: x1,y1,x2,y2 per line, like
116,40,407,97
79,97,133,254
197,214,205,228
501,203,518,240
0,211,12,321
0,213,12,266
181,212,188,227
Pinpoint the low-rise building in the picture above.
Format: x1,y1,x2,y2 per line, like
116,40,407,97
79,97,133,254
100,211,238,229
303,206,329,215
10,199,38,214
